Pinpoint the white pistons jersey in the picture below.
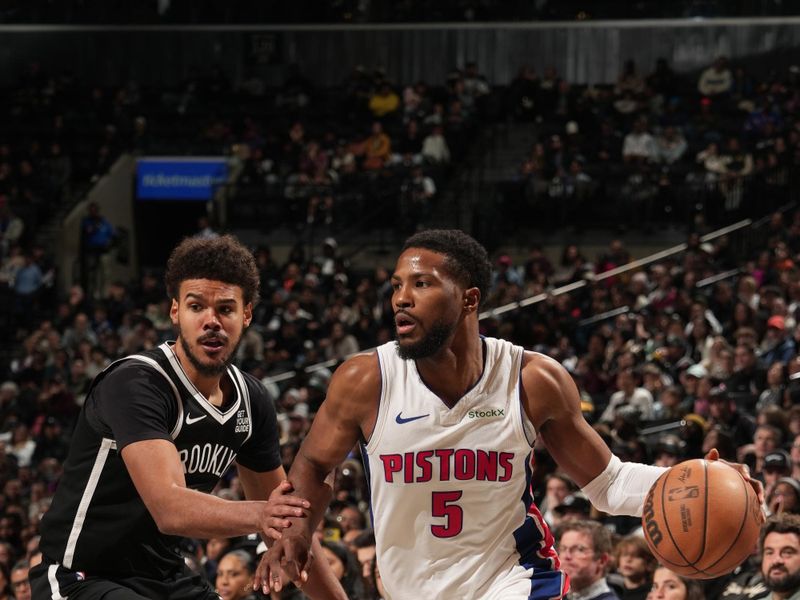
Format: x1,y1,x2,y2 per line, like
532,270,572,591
363,338,566,600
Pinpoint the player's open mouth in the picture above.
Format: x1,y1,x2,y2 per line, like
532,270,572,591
199,337,226,353
395,314,416,335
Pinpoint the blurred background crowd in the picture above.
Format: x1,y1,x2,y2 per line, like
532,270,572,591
2,1,800,599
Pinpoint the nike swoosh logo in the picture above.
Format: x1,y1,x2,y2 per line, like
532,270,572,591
395,412,429,424
185,413,207,425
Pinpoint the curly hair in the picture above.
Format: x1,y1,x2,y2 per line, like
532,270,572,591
401,229,491,306
760,512,800,552
164,235,260,305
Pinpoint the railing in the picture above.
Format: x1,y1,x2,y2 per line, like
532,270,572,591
260,207,792,387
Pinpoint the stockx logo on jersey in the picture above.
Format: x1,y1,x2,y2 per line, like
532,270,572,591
467,407,505,419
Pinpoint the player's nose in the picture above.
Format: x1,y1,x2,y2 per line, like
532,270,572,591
394,286,413,308
203,311,222,329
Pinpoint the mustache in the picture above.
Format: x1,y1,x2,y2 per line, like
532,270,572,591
198,333,228,343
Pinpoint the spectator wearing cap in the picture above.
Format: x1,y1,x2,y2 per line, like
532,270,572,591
553,492,592,526
600,368,654,424
653,435,683,468
678,363,707,415
286,401,310,443
707,385,756,449
768,476,800,516
761,315,796,368
762,450,792,500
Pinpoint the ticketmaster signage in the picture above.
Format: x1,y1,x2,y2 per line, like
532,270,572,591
136,157,227,200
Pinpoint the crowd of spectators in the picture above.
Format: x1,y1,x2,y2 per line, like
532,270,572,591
226,62,485,236
0,205,799,597
3,50,800,600
505,54,800,233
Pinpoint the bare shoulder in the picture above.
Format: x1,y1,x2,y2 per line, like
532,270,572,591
520,350,573,388
328,351,381,397
323,351,381,420
520,351,580,429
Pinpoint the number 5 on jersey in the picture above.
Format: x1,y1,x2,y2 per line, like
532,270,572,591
431,491,463,538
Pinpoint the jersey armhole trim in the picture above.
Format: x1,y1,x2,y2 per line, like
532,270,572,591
363,349,386,452
516,349,536,448
230,366,253,445
125,354,184,439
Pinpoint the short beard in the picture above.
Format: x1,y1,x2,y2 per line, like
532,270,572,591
395,319,455,360
179,328,241,376
766,568,800,594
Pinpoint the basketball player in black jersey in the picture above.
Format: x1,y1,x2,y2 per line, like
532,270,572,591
31,235,346,600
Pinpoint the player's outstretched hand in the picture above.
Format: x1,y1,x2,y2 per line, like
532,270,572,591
254,532,314,594
258,480,311,541
704,447,766,511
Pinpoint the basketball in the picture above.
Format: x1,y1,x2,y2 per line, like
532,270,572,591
641,459,762,579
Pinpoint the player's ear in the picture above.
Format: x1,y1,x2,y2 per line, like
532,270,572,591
169,298,179,325
243,303,253,327
463,287,480,313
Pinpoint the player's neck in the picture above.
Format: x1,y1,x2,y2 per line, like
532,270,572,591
173,341,226,405
416,333,484,407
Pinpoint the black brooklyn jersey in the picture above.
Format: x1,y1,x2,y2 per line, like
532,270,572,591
39,342,281,578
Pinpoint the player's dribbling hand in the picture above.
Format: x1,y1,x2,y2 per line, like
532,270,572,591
704,447,766,513
259,480,311,541
254,534,313,594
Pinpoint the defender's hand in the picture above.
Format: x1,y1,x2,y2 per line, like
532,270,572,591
258,480,311,541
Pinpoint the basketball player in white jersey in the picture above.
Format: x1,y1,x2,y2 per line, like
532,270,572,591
256,229,762,600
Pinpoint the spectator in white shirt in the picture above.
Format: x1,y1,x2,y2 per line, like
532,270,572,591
600,368,655,423
622,118,657,164
698,56,733,97
655,126,688,165
421,125,451,164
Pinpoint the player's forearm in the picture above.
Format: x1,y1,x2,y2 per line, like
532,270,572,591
148,484,265,538
285,451,335,538
301,536,349,600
